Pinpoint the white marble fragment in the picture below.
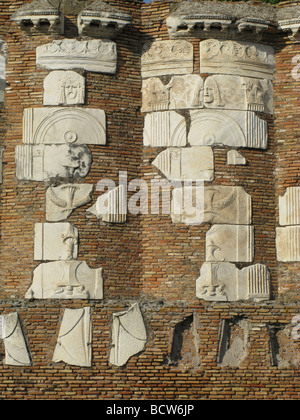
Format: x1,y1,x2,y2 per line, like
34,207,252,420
34,223,78,261
37,39,117,74
25,260,103,300
188,110,268,149
206,224,254,263
109,303,147,367
276,226,300,262
141,40,193,78
279,187,300,226
87,185,127,223
171,185,252,225
227,150,247,166
200,39,275,80
23,108,106,145
44,71,85,106
15,144,92,181
152,146,214,182
46,184,94,222
53,308,92,367
196,262,270,302
0,313,31,366
143,111,187,147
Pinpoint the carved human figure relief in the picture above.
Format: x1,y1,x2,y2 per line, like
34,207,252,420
87,185,127,223
0,313,31,366
25,260,103,300
44,71,85,106
53,308,92,367
109,303,147,367
46,184,94,222
34,222,79,261
143,111,187,147
196,262,270,302
23,108,106,145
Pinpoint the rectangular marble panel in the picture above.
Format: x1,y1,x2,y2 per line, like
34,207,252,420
143,111,187,147
279,187,300,226
276,226,300,262
44,71,85,106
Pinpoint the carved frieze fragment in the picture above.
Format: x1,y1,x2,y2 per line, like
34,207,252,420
206,224,254,263
171,185,252,225
196,262,270,302
143,111,187,147
15,144,92,181
25,260,103,300
279,187,300,226
34,222,79,261
141,40,193,78
87,185,127,223
44,71,85,106
53,307,92,367
23,108,106,145
109,303,147,367
188,110,268,149
200,39,275,80
36,39,117,74
152,146,214,182
276,226,300,262
0,313,31,366
46,184,94,222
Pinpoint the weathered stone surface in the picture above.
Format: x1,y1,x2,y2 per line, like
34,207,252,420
46,184,94,222
279,187,300,226
0,313,31,366
141,40,193,78
188,110,268,149
87,185,127,223
44,71,85,106
276,226,300,262
196,262,270,302
206,224,254,263
171,185,252,225
152,146,214,182
53,307,92,367
25,260,103,300
278,6,300,42
15,144,92,181
200,39,275,80
227,150,247,166
109,303,147,367
78,0,132,38
0,146,4,183
36,39,117,74
34,223,78,261
23,108,106,145
143,111,187,147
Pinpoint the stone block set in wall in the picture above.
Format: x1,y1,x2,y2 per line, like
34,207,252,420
0,0,299,399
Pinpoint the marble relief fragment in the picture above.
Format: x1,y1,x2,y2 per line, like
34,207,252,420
44,71,85,106
87,185,127,223
0,313,31,366
276,226,300,262
279,187,300,226
53,308,92,367
109,303,147,367
143,111,187,147
227,150,247,166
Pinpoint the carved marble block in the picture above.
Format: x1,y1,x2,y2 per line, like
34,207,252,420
143,111,187,147
46,184,94,222
152,146,214,182
0,313,31,366
141,40,193,78
53,308,92,367
109,303,147,367
276,226,300,262
34,223,79,261
171,185,252,225
87,185,127,223
15,144,92,181
200,39,275,80
188,110,268,149
206,224,254,263
227,150,247,166
36,39,117,74
279,187,300,226
23,108,106,145
25,261,103,300
44,71,85,106
196,262,270,302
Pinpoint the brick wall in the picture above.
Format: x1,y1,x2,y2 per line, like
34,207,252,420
0,0,298,400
